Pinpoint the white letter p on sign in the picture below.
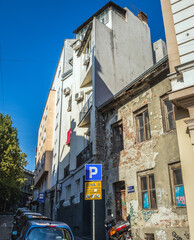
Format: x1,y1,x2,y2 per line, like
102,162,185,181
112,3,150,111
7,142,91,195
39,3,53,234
89,167,98,179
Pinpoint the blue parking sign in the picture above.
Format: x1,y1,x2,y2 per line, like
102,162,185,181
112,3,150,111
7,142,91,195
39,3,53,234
85,164,102,181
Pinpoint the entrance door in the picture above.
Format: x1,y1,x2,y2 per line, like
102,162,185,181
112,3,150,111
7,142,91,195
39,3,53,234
115,182,127,222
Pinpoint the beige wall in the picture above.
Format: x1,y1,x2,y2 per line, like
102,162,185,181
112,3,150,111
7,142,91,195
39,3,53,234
160,0,180,72
160,0,194,238
35,89,56,190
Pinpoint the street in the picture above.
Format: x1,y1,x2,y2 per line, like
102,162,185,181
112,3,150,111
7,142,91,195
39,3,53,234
0,214,13,240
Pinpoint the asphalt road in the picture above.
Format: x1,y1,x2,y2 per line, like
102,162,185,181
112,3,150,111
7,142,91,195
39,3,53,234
0,214,13,240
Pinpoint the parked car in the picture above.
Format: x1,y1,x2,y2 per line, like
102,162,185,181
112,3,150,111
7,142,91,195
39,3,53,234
11,212,43,240
14,208,30,222
13,220,74,240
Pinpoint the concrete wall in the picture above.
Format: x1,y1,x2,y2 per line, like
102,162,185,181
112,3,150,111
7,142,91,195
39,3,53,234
95,9,153,107
98,72,189,239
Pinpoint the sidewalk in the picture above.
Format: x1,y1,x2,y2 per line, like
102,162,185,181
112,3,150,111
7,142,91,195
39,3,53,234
0,214,13,240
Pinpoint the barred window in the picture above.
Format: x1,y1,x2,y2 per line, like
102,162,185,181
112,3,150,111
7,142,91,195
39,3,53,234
145,233,155,240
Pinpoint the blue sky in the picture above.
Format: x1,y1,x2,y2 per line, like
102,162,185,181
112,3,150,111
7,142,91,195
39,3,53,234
0,0,166,171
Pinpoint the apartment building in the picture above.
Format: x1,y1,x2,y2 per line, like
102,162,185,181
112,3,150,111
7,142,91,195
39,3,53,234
55,2,155,239
160,0,194,238
34,39,74,217
20,169,34,207
34,88,55,214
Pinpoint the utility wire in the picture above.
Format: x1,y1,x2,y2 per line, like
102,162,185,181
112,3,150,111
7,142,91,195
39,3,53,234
127,2,141,13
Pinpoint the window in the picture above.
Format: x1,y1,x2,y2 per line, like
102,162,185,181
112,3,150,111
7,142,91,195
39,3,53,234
145,233,155,240
139,171,157,209
169,163,186,207
64,165,70,179
135,107,151,142
66,185,71,200
112,121,124,153
161,96,175,132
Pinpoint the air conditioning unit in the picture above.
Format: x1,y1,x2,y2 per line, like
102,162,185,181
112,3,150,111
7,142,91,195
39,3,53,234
75,92,84,102
64,87,70,96
63,200,71,207
72,195,80,205
57,183,62,192
83,53,90,65
73,40,81,51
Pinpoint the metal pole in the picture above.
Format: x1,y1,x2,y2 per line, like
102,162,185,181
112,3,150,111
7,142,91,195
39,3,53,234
93,200,95,240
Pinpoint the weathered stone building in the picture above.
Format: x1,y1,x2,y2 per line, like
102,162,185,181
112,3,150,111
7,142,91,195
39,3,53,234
98,56,189,240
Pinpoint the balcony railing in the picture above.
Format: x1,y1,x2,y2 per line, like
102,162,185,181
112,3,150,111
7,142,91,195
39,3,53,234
79,94,93,123
76,142,92,168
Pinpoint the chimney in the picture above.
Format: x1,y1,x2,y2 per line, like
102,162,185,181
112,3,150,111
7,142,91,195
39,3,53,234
138,11,148,24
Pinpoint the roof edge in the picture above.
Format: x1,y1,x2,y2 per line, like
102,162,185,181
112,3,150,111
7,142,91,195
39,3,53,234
73,1,126,34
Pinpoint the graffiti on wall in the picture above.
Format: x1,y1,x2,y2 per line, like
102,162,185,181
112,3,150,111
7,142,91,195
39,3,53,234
106,196,113,208
184,232,189,240
142,210,152,222
129,203,137,226
172,231,182,240
175,186,186,207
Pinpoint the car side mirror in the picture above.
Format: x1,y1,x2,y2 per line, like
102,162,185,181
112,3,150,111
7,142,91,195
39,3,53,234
12,230,18,239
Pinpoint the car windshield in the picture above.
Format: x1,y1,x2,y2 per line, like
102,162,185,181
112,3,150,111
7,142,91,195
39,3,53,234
26,227,72,240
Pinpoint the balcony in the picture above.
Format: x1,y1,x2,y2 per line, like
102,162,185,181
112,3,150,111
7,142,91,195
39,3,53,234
80,62,92,88
76,142,92,169
79,94,93,126
34,150,52,187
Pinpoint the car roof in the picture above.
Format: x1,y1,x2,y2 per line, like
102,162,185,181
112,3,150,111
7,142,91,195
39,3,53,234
24,215,51,220
22,212,42,216
27,220,70,228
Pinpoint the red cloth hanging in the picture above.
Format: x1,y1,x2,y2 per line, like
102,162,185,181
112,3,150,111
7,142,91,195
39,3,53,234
66,128,71,145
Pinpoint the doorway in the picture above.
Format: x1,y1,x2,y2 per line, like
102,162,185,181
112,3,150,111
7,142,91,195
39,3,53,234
114,181,127,221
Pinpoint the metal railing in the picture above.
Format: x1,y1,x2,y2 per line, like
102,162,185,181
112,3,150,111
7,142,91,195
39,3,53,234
76,142,92,168
79,94,93,123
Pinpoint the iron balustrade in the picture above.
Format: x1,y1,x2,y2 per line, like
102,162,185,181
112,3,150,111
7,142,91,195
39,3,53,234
79,94,93,123
76,142,92,168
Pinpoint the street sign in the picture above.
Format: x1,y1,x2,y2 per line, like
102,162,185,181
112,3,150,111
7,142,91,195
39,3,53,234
38,193,45,203
128,186,135,193
85,181,102,200
85,164,102,181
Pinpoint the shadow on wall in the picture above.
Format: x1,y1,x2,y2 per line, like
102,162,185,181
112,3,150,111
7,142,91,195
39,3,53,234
95,57,114,108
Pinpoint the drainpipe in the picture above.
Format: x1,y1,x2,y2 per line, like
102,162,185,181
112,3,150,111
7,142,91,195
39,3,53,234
55,78,64,220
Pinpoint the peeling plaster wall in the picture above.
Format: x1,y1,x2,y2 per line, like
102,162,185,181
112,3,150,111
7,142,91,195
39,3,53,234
97,75,189,239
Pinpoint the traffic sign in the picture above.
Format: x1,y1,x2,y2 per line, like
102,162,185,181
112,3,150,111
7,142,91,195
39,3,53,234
85,181,102,200
85,164,102,181
38,193,45,203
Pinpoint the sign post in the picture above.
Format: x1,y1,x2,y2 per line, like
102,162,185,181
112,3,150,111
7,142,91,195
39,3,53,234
85,164,102,240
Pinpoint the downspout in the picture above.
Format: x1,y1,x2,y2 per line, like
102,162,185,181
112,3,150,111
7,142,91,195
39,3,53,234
55,74,64,220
